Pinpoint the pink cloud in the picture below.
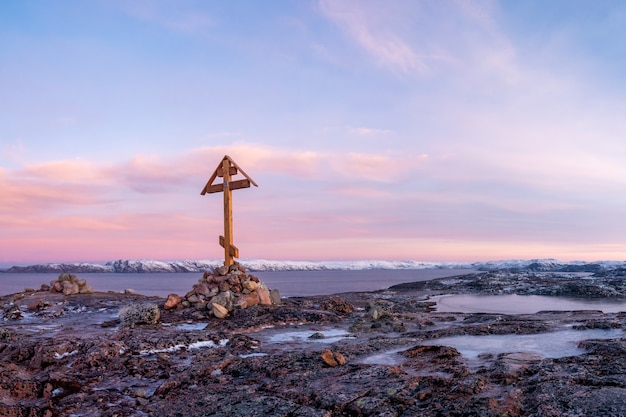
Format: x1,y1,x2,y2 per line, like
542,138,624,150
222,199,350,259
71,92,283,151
2,143,625,264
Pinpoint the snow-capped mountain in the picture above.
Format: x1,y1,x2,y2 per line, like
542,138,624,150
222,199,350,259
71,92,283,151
2,258,625,273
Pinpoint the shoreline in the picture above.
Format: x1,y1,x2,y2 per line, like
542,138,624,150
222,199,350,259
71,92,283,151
1,270,625,416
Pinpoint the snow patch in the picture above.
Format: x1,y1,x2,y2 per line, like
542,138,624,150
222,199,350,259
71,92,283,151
55,350,78,360
139,339,229,355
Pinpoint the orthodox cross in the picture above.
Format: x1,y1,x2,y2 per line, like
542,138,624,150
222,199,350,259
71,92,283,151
201,155,258,267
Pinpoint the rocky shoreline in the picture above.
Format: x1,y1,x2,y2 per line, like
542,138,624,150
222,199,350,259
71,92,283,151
1,270,626,416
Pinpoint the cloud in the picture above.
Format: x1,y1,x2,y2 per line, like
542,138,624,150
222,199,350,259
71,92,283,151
318,0,430,75
113,0,214,35
348,127,394,136
318,0,518,82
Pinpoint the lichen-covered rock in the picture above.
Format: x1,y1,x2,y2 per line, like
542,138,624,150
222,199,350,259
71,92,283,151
119,303,161,327
58,273,78,283
321,297,354,314
0,328,15,342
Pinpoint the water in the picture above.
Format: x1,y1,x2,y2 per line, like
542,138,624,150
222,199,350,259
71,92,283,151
422,328,624,359
0,269,473,298
434,294,626,314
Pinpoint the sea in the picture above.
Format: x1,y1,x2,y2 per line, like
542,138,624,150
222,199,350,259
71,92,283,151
4,269,626,314
0,269,474,298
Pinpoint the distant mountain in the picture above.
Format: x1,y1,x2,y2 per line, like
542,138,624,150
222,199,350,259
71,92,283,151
3,258,625,273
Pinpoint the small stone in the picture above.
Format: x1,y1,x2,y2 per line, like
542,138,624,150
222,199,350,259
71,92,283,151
334,351,347,365
321,349,346,367
164,294,182,310
43,383,53,398
195,283,210,296
215,265,229,276
27,300,44,311
40,284,50,291
212,303,229,319
242,279,259,291
309,332,325,339
124,288,137,295
321,349,338,367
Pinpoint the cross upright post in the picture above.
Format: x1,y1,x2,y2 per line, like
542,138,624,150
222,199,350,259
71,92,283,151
201,155,258,267
221,157,234,267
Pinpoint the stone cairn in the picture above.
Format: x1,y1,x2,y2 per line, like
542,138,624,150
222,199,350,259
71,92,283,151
48,273,93,295
164,262,280,318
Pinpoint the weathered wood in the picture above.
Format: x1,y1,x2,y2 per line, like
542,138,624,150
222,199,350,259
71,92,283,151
219,235,240,257
225,155,258,187
200,159,226,195
201,155,257,267
222,158,234,267
217,166,238,177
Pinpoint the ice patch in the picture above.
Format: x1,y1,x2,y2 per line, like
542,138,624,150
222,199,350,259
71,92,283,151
54,350,78,360
139,339,229,355
176,323,207,331
266,329,353,344
422,328,624,359
434,294,626,314
239,352,268,358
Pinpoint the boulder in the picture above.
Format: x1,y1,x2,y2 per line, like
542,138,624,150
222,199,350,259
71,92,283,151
79,284,93,294
257,288,272,306
62,281,79,296
270,289,281,305
237,292,259,309
119,303,161,327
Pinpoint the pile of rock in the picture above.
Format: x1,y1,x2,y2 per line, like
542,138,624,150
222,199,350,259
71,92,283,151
48,273,93,295
164,262,280,318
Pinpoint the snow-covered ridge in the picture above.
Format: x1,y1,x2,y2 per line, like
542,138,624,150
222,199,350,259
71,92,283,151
2,258,626,273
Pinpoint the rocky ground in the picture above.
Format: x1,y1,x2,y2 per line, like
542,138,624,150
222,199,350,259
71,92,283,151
1,270,626,416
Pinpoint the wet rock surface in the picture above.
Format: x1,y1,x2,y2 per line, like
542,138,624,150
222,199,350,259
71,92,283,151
0,271,625,416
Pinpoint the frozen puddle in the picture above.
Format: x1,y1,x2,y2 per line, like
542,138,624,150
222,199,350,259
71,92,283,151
265,328,354,344
434,294,626,314
422,328,624,359
175,323,207,331
356,348,407,366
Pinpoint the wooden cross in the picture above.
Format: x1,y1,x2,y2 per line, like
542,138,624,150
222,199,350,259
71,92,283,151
201,155,258,267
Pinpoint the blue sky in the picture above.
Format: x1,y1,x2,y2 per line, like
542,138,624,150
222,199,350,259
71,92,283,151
2,0,626,264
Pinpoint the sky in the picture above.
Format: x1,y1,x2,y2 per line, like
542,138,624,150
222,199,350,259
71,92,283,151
2,0,626,265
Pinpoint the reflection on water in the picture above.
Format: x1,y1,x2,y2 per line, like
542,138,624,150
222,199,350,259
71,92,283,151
434,294,626,314
265,328,353,344
0,269,475,297
422,328,624,359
